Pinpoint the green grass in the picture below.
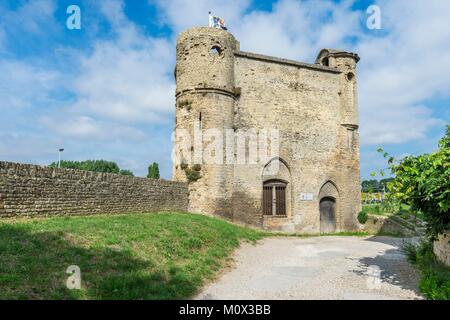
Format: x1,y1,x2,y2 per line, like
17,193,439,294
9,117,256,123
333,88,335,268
361,204,392,217
362,203,421,219
0,212,399,300
403,241,450,300
0,212,265,300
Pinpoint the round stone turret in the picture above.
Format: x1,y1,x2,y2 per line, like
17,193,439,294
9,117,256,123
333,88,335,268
176,27,239,95
174,27,239,219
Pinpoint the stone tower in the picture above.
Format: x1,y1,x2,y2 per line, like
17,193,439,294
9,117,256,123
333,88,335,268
174,27,239,218
315,49,361,230
174,27,361,233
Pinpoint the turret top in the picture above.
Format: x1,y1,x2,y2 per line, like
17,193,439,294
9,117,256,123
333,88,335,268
177,27,237,43
315,48,360,64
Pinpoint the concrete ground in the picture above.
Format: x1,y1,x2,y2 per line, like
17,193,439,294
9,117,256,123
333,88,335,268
196,236,422,300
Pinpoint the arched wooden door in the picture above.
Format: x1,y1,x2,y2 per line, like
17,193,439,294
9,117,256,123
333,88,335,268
320,197,336,233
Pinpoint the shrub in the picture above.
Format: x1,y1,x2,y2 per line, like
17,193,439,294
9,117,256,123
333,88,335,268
402,240,450,300
119,170,134,177
180,162,189,170
177,99,192,111
357,211,368,224
185,168,201,182
377,125,450,240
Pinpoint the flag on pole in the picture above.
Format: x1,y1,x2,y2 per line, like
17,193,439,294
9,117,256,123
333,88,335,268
208,11,227,30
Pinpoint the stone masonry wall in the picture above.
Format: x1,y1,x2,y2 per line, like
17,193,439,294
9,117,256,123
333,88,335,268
0,161,189,218
174,27,361,232
434,232,450,267
233,53,361,233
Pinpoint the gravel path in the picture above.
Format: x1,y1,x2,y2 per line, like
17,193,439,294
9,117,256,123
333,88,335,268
196,236,422,300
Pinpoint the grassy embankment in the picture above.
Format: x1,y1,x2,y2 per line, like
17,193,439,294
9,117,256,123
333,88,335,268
0,212,265,300
0,212,376,299
404,241,450,300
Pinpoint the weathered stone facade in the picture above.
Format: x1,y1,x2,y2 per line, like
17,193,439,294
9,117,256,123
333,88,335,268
434,232,450,266
174,27,361,233
0,161,188,218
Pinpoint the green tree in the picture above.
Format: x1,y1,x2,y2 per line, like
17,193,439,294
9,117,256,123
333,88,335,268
378,125,450,240
49,160,134,176
379,178,394,191
147,162,160,179
361,179,379,192
439,125,450,149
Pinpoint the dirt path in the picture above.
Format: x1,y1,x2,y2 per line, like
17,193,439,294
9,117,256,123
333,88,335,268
196,236,422,300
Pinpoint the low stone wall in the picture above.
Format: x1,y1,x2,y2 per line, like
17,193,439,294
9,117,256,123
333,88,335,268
362,215,417,237
434,232,450,266
0,161,189,218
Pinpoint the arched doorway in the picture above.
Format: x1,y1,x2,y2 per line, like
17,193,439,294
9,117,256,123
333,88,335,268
319,181,339,233
263,180,287,216
320,197,336,233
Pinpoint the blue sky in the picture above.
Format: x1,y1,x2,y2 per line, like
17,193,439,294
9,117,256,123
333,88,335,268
0,0,448,179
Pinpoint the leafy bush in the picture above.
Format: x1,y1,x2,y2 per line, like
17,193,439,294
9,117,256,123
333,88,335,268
403,240,450,300
180,162,189,170
378,125,450,240
185,168,201,182
357,211,368,224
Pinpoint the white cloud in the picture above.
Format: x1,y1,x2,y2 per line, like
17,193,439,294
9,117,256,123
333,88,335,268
0,0,175,176
0,0,57,37
0,131,56,160
157,0,448,146
154,0,251,33
72,37,175,123
0,60,62,110
68,0,176,124
362,105,443,145
234,0,360,61
356,0,450,145
40,115,147,141
1,0,449,177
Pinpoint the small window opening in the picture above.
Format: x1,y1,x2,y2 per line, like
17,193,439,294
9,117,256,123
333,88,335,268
322,57,329,67
210,46,222,57
346,72,355,81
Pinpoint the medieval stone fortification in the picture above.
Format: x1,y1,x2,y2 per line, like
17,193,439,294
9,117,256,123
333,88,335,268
173,27,361,233
0,161,188,218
